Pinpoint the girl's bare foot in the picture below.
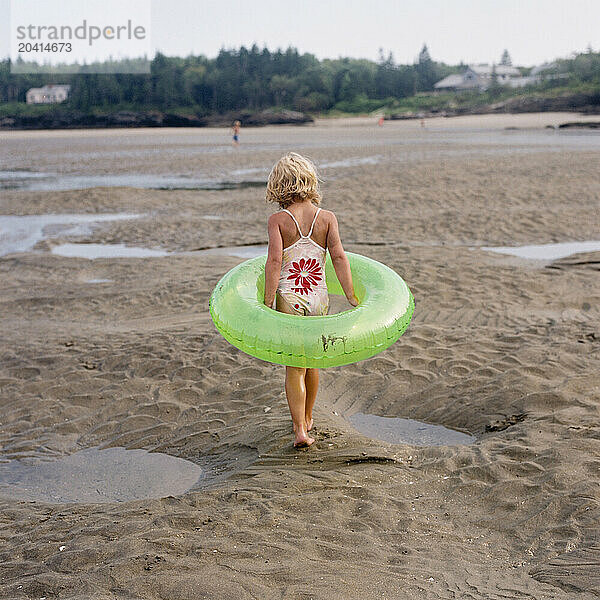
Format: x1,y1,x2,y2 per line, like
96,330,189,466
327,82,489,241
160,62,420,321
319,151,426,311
293,423,314,447
294,431,315,447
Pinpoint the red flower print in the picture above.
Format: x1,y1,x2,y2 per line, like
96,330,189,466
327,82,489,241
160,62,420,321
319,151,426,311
292,286,310,295
287,257,322,294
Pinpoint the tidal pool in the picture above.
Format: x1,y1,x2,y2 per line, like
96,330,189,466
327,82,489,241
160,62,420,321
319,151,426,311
347,412,476,446
51,242,171,259
482,240,600,261
0,170,264,192
0,446,203,504
50,242,269,260
0,213,140,257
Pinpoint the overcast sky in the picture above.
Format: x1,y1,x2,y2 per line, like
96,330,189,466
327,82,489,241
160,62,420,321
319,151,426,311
1,0,598,67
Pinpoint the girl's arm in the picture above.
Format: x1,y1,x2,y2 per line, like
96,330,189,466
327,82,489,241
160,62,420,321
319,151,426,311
264,214,283,307
326,213,359,306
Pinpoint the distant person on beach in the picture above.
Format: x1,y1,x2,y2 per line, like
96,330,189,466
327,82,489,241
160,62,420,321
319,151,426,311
264,152,358,448
378,116,384,126
232,120,241,145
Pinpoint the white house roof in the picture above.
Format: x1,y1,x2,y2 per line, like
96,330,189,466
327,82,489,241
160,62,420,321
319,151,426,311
27,84,71,94
468,64,521,76
434,74,465,89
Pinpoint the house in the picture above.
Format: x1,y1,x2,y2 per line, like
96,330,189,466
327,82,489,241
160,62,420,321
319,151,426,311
26,84,71,104
434,64,523,91
432,73,464,90
527,62,563,83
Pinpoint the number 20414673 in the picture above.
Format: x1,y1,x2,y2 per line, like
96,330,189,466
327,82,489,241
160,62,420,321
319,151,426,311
17,42,72,53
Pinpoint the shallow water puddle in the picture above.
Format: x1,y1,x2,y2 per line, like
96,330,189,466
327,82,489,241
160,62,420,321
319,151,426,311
0,446,203,503
347,412,476,446
319,155,383,168
0,170,264,192
154,180,265,191
1,158,382,192
0,169,52,189
230,156,383,176
482,240,600,261
52,242,171,259
0,213,140,257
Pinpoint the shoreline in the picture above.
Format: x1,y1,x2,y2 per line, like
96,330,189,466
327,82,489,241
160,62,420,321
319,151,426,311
1,111,600,138
1,103,600,132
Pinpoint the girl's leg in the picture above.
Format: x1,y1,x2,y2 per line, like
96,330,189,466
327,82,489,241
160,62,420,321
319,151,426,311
304,368,319,431
276,292,314,447
285,366,314,447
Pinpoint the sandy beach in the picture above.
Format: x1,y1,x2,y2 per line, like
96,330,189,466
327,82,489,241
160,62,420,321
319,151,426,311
1,113,599,599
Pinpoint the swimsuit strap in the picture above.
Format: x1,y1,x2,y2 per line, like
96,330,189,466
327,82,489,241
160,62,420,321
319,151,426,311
307,207,321,237
281,207,321,238
281,209,304,237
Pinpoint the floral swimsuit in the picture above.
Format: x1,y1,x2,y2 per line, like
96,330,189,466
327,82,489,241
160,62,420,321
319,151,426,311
276,207,329,316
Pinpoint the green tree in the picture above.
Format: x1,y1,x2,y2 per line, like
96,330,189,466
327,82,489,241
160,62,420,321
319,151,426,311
418,44,432,63
415,43,438,91
500,49,512,66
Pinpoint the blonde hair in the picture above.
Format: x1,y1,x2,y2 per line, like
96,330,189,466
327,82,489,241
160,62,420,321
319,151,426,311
265,152,321,208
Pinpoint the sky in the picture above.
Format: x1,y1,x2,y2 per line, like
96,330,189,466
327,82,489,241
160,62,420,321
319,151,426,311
1,0,599,67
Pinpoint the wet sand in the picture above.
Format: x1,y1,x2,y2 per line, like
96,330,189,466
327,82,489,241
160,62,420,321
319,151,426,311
1,113,599,598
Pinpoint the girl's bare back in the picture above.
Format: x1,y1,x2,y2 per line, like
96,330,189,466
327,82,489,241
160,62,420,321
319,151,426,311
277,204,330,250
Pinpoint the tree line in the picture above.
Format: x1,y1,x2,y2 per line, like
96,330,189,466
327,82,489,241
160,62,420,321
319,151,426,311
0,45,456,113
1,45,598,115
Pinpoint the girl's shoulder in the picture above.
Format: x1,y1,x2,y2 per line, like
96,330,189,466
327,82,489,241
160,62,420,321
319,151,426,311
268,210,294,230
317,208,336,224
316,207,334,217
268,211,285,226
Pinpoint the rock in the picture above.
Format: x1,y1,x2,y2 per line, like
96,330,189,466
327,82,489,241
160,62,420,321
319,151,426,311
386,110,449,120
204,109,313,127
484,92,600,114
558,121,600,129
163,112,208,127
385,112,418,120
0,107,312,130
245,109,313,125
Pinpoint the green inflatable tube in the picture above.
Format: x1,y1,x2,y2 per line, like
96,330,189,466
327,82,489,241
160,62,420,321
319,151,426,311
209,251,414,368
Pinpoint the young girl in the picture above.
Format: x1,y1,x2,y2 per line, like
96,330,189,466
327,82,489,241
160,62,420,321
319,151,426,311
232,120,241,145
264,152,358,448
